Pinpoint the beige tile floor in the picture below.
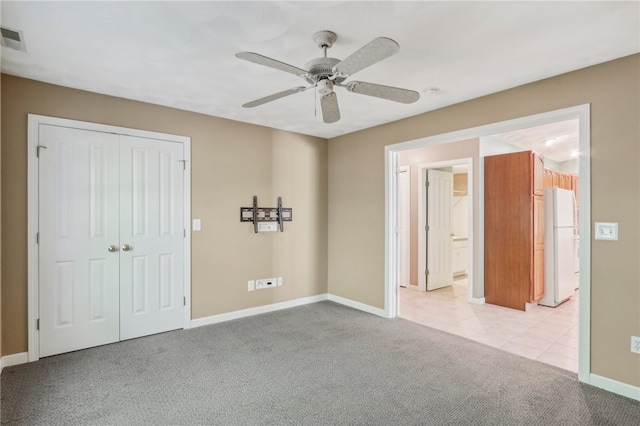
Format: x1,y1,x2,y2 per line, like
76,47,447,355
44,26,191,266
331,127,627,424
399,278,579,373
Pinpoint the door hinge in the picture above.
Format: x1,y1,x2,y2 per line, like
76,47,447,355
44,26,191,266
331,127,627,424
36,232,39,244
179,159,187,170
36,145,47,157
184,228,186,238
183,297,186,306
426,270,429,276
36,318,40,330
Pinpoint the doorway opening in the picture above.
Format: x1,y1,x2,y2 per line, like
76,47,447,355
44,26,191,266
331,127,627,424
416,160,474,297
384,105,590,382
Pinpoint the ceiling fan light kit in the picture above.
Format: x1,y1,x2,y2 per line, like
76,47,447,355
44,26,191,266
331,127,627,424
236,30,420,124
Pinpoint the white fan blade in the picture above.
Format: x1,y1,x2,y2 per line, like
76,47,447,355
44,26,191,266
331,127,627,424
242,87,308,108
333,37,399,77
320,92,340,123
236,52,308,77
345,81,420,104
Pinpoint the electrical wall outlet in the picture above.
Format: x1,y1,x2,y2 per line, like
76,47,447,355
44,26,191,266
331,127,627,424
258,223,278,232
255,278,277,290
248,280,255,292
631,336,640,354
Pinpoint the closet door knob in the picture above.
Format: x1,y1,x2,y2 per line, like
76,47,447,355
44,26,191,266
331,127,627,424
122,244,132,252
107,245,118,253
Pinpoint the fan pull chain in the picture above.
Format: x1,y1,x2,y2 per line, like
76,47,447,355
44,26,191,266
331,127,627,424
314,84,317,118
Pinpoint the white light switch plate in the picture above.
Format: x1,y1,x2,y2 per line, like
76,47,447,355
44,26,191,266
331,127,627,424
193,219,201,231
595,222,618,240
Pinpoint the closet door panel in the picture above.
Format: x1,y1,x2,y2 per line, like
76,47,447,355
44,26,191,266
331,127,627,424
38,125,120,357
119,135,184,340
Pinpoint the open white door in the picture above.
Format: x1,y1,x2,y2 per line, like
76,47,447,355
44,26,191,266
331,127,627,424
426,169,454,290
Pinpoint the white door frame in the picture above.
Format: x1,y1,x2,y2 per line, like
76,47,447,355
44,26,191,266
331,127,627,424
384,104,591,383
27,114,192,362
417,159,473,301
396,165,410,289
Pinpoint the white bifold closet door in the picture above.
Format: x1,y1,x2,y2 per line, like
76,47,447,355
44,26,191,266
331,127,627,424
38,125,184,358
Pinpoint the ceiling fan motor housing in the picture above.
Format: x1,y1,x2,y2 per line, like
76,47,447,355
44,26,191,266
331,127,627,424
304,57,345,85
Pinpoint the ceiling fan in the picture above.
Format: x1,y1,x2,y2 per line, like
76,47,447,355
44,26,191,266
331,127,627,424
236,31,420,123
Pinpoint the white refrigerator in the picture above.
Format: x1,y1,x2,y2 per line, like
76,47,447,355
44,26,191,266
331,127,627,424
539,187,577,307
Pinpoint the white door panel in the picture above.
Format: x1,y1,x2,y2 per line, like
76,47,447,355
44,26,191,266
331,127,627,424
38,125,120,357
427,169,454,290
119,136,184,340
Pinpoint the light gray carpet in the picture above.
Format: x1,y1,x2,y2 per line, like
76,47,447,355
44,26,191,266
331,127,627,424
2,301,639,425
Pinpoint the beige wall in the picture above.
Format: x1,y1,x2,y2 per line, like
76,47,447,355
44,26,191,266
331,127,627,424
328,54,640,387
1,75,328,355
2,55,639,390
398,139,479,288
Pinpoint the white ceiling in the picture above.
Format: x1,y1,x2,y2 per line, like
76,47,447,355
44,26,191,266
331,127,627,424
491,119,579,164
1,1,638,139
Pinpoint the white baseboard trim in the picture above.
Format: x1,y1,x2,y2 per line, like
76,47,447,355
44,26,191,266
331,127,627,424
327,294,388,317
190,293,389,330
190,294,329,329
1,352,29,372
469,297,485,305
589,373,640,401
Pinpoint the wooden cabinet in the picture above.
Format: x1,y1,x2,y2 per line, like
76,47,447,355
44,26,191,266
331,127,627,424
543,168,554,189
533,154,544,195
453,173,468,196
484,151,544,311
558,173,572,190
543,167,576,189
452,239,468,276
543,167,578,206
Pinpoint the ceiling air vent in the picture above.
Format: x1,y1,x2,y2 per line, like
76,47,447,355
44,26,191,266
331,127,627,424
1,27,27,52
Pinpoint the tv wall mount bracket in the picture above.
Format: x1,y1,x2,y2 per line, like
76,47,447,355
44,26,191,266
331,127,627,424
240,196,292,233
